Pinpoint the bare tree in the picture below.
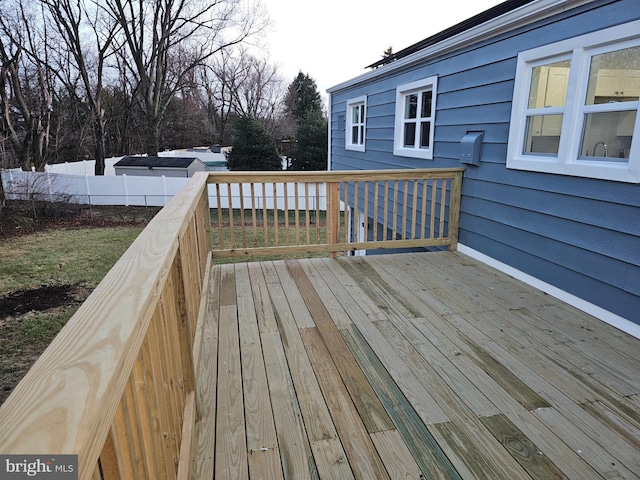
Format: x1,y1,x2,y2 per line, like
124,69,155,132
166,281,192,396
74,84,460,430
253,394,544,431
200,47,284,144
0,0,54,172
104,0,269,156
41,0,118,175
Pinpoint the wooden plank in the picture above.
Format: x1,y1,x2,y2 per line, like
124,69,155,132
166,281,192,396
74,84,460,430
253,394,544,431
300,327,389,479
430,421,524,480
191,264,220,480
372,319,532,480
533,406,639,479
340,324,461,480
131,348,161,480
247,262,279,334
370,430,423,479
235,264,284,479
265,273,338,443
309,438,355,480
260,331,317,478
480,414,572,479
287,260,394,434
272,261,316,329
417,314,607,478
580,400,640,449
99,428,123,480
176,391,196,480
215,265,249,480
298,260,354,330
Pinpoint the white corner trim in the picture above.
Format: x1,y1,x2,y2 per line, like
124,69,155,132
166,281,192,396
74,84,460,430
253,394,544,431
457,244,640,339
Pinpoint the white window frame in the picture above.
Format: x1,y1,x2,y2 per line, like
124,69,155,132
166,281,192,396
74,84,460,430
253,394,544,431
393,76,438,159
507,21,640,183
345,96,367,152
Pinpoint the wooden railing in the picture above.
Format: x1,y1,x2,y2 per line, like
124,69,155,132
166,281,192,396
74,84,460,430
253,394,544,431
0,168,463,480
0,173,212,480
208,168,464,259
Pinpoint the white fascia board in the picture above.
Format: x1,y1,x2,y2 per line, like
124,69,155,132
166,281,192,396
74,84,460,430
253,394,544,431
327,0,594,93
458,244,640,339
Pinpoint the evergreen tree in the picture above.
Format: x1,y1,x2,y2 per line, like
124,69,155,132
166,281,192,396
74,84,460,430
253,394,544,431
225,116,282,171
283,72,323,124
290,110,328,171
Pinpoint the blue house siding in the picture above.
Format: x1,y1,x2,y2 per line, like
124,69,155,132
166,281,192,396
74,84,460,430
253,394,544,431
329,0,640,324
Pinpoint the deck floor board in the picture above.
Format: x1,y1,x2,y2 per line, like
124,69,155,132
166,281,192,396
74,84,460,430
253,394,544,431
195,251,640,479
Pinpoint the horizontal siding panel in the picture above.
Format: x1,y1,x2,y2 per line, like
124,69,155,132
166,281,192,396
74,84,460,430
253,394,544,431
463,197,639,267
467,179,640,237
438,59,517,92
436,102,513,126
466,162,640,207
437,81,515,109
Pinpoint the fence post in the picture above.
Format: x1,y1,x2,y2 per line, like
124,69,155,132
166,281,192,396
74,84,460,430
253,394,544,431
447,170,463,251
123,174,129,207
84,175,92,207
327,181,340,259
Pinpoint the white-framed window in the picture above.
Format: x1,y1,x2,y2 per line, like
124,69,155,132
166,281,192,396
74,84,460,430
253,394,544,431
346,96,367,151
394,76,438,159
507,21,640,183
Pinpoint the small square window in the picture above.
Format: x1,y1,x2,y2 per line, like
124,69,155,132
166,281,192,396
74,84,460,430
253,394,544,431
345,96,367,152
394,76,438,159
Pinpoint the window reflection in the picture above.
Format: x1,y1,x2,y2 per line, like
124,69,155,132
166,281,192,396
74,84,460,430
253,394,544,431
528,60,570,108
585,46,640,105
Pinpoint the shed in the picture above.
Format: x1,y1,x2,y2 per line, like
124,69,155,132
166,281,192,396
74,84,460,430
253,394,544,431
327,0,640,332
113,156,205,177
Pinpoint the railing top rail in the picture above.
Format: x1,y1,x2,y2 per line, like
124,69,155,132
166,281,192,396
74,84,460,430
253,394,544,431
206,168,464,184
0,173,209,469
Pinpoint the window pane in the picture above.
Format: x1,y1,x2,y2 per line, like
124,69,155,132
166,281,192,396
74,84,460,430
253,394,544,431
585,46,640,105
352,126,359,144
359,126,364,145
528,60,570,108
360,105,365,123
352,105,360,123
524,115,563,155
405,94,418,119
421,91,432,118
420,121,431,148
404,123,416,147
580,110,635,160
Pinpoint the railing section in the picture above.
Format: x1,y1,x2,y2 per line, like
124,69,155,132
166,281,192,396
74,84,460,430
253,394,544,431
0,173,212,480
0,168,463,480
207,168,464,259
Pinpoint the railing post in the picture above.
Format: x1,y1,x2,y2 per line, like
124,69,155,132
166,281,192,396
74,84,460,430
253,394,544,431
327,181,341,258
447,170,463,251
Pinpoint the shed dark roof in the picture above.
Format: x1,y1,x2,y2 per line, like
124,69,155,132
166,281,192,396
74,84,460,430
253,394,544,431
366,0,536,69
114,156,201,168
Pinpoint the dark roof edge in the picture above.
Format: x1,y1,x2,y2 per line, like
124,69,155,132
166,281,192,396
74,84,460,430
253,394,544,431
367,0,537,70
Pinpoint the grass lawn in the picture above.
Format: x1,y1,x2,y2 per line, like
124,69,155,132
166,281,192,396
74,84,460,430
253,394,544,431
0,207,148,406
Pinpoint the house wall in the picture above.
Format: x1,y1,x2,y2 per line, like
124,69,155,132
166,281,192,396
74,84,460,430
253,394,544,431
329,0,640,324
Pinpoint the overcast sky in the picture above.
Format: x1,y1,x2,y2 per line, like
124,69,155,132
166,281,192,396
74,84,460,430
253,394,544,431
261,0,506,97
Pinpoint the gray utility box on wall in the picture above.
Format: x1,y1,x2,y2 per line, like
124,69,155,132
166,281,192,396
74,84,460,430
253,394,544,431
460,131,484,166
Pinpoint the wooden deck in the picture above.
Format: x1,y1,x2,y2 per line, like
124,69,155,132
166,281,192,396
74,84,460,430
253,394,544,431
194,250,640,479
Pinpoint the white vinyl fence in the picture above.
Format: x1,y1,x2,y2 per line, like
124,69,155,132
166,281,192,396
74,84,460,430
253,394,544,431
2,169,327,210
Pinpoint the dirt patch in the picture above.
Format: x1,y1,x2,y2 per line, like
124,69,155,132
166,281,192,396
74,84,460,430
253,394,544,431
0,284,88,320
0,284,91,405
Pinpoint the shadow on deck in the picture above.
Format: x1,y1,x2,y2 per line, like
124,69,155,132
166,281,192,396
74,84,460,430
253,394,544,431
195,250,640,479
